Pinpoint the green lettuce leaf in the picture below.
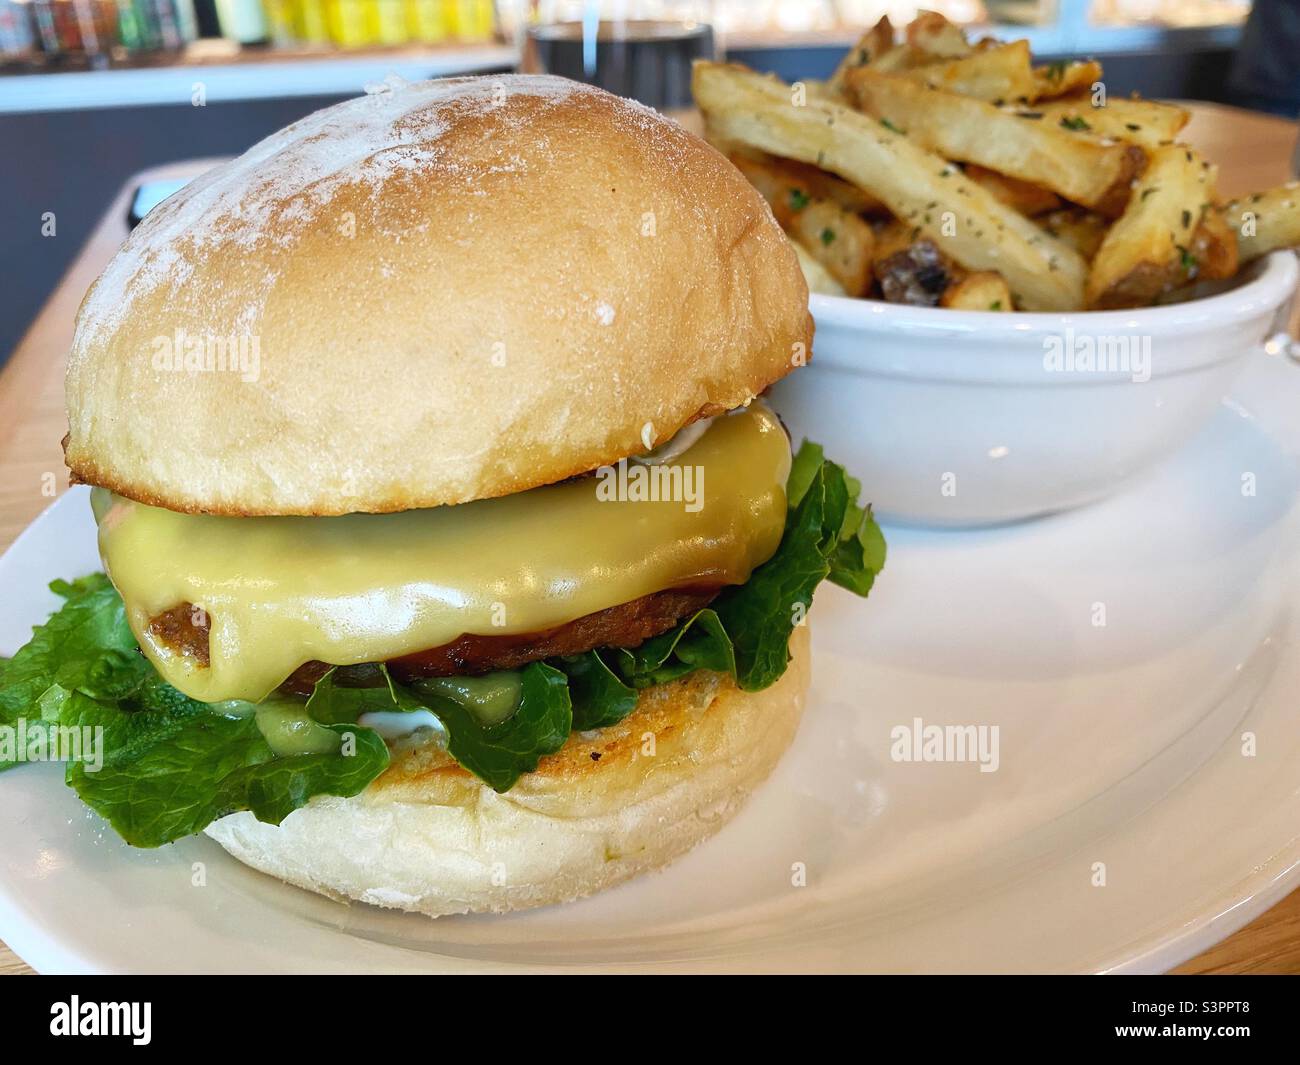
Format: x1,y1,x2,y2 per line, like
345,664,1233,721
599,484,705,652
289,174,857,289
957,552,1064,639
0,574,153,773
614,608,736,688
0,576,145,735
555,651,638,731
308,660,572,793
638,443,887,692
398,662,571,792
68,702,387,848
0,576,390,844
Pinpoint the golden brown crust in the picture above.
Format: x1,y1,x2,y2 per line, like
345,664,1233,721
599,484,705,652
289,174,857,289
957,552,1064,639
1094,144,1148,219
64,76,811,516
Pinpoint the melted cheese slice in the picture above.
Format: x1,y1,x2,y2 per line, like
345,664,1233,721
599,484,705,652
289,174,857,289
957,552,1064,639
95,403,791,703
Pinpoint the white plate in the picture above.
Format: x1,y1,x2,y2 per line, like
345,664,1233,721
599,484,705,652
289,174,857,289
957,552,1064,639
3,351,1300,974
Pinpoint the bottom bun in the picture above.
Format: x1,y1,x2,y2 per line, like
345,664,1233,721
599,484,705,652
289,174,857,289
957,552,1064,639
205,624,810,916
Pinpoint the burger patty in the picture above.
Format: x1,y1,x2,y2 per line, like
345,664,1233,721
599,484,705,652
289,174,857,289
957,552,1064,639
147,586,721,698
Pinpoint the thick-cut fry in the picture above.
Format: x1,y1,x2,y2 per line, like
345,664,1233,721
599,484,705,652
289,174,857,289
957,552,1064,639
801,78,841,103
872,218,923,262
1015,96,1190,149
964,164,1061,216
724,145,884,216
941,271,1013,311
906,11,971,59
1221,182,1300,263
1187,207,1238,281
900,40,1037,103
1086,145,1218,308
871,44,924,73
727,153,876,295
828,15,894,95
1038,208,1109,261
847,71,1144,215
786,199,876,296
1032,59,1102,100
791,240,847,296
693,62,1087,310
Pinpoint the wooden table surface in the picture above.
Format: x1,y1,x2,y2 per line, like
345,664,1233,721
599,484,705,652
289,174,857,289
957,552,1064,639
1,104,1298,975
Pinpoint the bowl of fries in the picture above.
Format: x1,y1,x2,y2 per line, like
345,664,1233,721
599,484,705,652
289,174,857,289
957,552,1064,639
692,12,1300,525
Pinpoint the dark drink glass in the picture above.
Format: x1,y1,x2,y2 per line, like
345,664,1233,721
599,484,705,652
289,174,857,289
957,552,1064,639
524,9,716,110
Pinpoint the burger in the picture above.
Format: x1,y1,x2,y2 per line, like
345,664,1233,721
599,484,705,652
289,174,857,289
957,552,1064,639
1,75,884,916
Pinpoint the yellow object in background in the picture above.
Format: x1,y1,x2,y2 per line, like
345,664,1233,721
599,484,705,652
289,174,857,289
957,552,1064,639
294,0,329,43
264,0,297,44
325,0,369,45
369,0,406,44
405,0,448,42
448,0,492,40
266,0,493,46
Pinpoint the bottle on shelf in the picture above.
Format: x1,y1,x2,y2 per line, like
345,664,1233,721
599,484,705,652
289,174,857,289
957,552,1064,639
208,0,267,42
404,0,447,43
293,0,328,42
0,0,37,59
447,0,491,41
367,0,404,44
324,0,368,46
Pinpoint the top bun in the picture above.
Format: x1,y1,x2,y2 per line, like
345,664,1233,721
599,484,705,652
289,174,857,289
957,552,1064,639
64,75,810,516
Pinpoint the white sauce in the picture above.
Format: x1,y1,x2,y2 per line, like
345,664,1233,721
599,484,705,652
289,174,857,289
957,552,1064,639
358,709,448,740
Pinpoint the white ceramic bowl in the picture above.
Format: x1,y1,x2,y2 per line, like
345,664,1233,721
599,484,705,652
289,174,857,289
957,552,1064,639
770,251,1299,526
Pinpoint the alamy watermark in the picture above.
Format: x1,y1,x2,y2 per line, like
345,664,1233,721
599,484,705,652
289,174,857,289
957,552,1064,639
1043,328,1151,384
50,996,151,1044
890,716,1000,773
151,327,261,383
594,459,705,513
0,719,103,772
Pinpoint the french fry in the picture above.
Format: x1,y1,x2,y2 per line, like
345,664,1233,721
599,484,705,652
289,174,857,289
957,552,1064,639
846,71,1144,215
1187,207,1238,281
791,239,847,296
906,10,971,59
1038,208,1109,261
801,78,842,103
693,62,1087,310
1221,182,1300,262
785,199,875,295
1032,59,1102,100
941,271,1013,311
1159,211,1241,302
964,164,1061,216
900,40,1037,103
1015,96,1190,150
724,145,884,217
828,15,895,95
727,151,812,226
730,150,876,293
871,45,924,73
872,217,922,262
1086,145,1218,308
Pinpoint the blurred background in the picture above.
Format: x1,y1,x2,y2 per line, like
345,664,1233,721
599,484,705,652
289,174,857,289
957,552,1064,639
0,0,1292,363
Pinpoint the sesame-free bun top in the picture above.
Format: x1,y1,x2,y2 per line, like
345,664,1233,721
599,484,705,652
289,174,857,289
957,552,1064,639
64,75,811,516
